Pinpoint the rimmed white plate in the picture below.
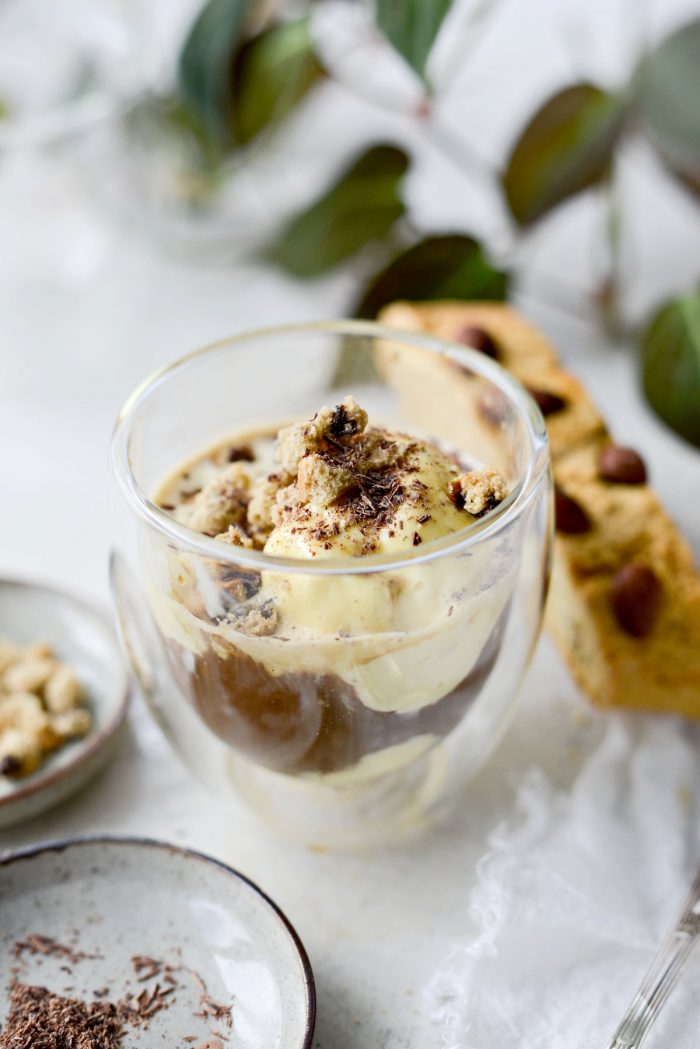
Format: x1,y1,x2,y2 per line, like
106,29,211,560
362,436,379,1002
0,837,316,1049
0,578,129,828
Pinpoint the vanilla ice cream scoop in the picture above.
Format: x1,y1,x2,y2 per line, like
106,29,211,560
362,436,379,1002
163,395,507,562
257,396,503,561
266,424,467,560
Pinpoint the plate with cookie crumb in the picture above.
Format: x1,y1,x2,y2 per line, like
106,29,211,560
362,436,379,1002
0,837,316,1049
0,578,130,828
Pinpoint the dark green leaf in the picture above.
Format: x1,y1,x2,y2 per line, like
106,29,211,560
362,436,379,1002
231,17,325,145
641,293,700,447
177,0,252,154
355,234,508,318
503,83,625,227
267,145,409,278
638,19,700,197
375,0,454,80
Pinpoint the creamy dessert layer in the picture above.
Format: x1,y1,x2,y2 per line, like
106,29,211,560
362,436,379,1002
151,398,511,777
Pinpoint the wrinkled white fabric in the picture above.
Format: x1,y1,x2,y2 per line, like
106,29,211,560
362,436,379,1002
426,716,700,1049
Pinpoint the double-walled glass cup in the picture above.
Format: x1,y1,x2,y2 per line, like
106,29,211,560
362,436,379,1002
111,321,552,848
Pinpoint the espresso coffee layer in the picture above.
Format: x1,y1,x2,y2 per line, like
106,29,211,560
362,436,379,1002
166,605,508,775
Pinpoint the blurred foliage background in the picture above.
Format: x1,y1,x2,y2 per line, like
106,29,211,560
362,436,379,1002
157,0,700,446
3,0,697,445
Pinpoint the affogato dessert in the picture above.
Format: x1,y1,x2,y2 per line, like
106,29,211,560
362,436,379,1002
151,397,511,783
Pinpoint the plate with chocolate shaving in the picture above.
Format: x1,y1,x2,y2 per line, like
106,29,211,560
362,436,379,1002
0,837,316,1049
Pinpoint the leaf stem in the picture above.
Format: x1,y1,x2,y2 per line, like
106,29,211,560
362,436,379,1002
600,161,625,337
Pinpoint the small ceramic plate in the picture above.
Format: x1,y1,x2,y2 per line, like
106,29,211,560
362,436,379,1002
0,578,129,828
0,837,316,1049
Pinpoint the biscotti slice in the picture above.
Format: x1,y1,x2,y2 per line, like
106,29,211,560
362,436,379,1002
379,301,607,460
373,319,512,476
378,299,700,717
380,301,558,376
550,437,700,715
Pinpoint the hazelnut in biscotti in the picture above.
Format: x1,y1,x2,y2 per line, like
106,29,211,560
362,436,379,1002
547,436,700,716
379,301,608,461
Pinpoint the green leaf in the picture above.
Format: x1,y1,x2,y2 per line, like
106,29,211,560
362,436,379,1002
375,0,454,80
355,234,508,318
638,19,700,196
641,293,700,448
231,17,325,145
503,83,625,227
267,145,409,278
177,0,252,154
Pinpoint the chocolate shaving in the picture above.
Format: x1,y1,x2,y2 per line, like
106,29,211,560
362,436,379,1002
0,983,123,1049
336,468,406,529
4,938,234,1047
131,955,162,982
117,980,176,1027
12,935,100,966
328,404,362,438
182,969,233,1029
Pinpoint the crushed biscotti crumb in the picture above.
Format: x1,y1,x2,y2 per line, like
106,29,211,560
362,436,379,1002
187,462,251,536
275,395,369,474
0,639,91,778
224,598,279,637
157,395,509,569
215,523,255,549
449,469,508,517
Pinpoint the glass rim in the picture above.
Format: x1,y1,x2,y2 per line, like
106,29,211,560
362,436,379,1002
110,319,550,576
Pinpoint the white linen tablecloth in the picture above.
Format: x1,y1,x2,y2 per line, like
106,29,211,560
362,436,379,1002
427,715,700,1048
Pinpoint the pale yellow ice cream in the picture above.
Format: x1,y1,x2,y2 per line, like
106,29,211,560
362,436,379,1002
265,403,471,560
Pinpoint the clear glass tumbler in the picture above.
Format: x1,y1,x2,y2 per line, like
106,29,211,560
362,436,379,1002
110,321,552,848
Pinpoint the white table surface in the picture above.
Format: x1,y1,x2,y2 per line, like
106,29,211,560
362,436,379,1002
2,3,700,1045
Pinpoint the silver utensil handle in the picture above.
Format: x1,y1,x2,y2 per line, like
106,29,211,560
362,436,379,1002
607,864,700,1049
